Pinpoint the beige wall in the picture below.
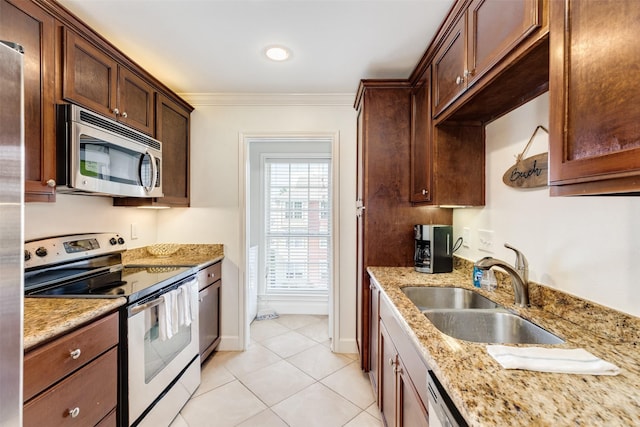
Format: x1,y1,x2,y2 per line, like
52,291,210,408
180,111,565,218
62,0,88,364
454,92,640,317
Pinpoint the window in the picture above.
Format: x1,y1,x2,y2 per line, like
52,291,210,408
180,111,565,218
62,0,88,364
264,158,331,295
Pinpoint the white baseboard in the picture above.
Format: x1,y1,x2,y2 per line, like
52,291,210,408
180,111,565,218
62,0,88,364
217,335,243,351
331,337,358,355
260,299,329,316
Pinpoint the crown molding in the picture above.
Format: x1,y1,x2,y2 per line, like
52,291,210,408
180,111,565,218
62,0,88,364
179,92,356,107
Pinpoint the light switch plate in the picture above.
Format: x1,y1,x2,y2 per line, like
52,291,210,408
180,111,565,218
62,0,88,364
131,223,139,240
478,229,494,253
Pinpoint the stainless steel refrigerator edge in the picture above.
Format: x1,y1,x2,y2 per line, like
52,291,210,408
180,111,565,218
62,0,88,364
0,40,24,427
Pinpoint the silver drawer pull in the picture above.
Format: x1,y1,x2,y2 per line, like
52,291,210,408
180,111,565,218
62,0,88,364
208,272,215,278
68,407,80,418
69,349,81,360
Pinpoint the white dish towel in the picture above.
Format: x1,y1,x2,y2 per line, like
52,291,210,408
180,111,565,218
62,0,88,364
178,278,198,326
158,288,180,341
487,345,621,376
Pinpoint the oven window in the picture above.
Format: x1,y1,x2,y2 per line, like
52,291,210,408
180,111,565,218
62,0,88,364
144,304,191,383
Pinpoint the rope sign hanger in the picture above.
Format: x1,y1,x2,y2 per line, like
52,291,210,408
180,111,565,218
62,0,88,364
502,125,549,189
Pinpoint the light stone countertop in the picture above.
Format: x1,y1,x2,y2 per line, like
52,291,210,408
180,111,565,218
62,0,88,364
122,244,224,268
24,297,125,351
368,262,640,426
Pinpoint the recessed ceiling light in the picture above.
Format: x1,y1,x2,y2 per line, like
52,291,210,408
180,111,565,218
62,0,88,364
265,46,291,61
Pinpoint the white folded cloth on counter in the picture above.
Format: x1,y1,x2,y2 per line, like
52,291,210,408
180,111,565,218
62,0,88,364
486,345,621,376
158,288,180,341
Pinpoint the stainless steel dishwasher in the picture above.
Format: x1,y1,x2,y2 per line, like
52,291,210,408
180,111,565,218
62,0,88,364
427,370,468,427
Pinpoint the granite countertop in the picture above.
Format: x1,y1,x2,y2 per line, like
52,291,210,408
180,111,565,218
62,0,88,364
24,243,224,352
368,262,640,426
122,243,224,268
24,297,126,351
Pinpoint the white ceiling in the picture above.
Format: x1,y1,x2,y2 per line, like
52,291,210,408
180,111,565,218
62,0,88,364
57,0,454,95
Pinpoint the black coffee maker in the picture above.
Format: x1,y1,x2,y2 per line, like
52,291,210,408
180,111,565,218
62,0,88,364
414,225,453,273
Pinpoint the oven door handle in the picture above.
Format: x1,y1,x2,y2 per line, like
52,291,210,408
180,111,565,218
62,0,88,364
130,295,164,316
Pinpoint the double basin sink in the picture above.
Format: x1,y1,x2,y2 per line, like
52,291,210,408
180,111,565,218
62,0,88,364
401,287,564,344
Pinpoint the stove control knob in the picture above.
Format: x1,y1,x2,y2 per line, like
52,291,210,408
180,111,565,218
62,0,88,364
35,247,47,257
109,237,117,245
24,250,31,261
117,237,125,245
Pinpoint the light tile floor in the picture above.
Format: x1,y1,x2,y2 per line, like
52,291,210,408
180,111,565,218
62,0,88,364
170,314,383,427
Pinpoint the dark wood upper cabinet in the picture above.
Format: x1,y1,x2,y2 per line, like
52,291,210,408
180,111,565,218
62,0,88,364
432,0,544,119
549,0,640,195
114,93,191,207
63,28,154,135
410,66,432,203
154,93,190,206
117,66,155,135
467,0,541,87
1,0,57,202
432,15,466,117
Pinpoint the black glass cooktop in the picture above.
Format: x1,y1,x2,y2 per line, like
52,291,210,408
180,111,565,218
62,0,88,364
26,265,193,302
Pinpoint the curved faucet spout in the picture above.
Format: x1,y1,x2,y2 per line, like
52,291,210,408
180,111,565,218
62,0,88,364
474,244,530,307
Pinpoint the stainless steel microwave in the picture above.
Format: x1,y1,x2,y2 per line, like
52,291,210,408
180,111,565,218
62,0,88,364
56,104,163,198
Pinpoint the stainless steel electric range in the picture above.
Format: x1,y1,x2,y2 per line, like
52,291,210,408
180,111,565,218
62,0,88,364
25,233,201,426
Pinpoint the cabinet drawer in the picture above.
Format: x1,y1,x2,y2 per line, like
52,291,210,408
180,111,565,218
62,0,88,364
24,347,118,427
198,262,222,290
24,313,119,401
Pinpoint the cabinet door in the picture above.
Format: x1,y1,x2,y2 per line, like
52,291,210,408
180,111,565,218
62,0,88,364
118,66,154,135
467,0,541,86
379,322,397,427
63,29,117,118
155,93,190,206
1,0,56,201
397,358,429,427
549,0,640,195
432,15,467,117
410,66,432,203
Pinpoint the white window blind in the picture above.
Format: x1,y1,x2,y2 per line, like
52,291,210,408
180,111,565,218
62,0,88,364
264,158,331,295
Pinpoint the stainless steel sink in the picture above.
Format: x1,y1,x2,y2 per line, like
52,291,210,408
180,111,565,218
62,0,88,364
423,309,565,344
401,286,500,310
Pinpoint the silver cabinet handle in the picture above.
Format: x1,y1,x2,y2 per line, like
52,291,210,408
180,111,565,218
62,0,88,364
388,358,395,366
68,407,80,418
46,179,56,188
208,272,216,279
422,189,428,196
113,108,120,115
69,349,81,360
121,111,128,118
455,75,463,85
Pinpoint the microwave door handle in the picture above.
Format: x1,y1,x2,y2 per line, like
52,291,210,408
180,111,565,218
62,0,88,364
141,151,157,193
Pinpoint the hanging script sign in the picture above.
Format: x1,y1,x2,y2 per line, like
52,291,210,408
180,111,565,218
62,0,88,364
502,125,549,189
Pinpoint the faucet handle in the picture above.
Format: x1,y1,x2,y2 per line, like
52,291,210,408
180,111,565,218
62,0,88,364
504,243,528,272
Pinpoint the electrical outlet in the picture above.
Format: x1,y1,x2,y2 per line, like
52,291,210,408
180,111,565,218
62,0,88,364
462,227,471,248
478,229,494,253
131,223,139,240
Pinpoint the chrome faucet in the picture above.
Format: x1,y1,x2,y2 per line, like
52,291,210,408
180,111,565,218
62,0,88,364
474,243,529,307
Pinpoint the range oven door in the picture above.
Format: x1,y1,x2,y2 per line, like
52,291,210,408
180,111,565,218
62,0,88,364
127,277,200,426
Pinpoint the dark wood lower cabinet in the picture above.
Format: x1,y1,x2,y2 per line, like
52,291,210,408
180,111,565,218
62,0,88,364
373,277,429,427
23,313,119,427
